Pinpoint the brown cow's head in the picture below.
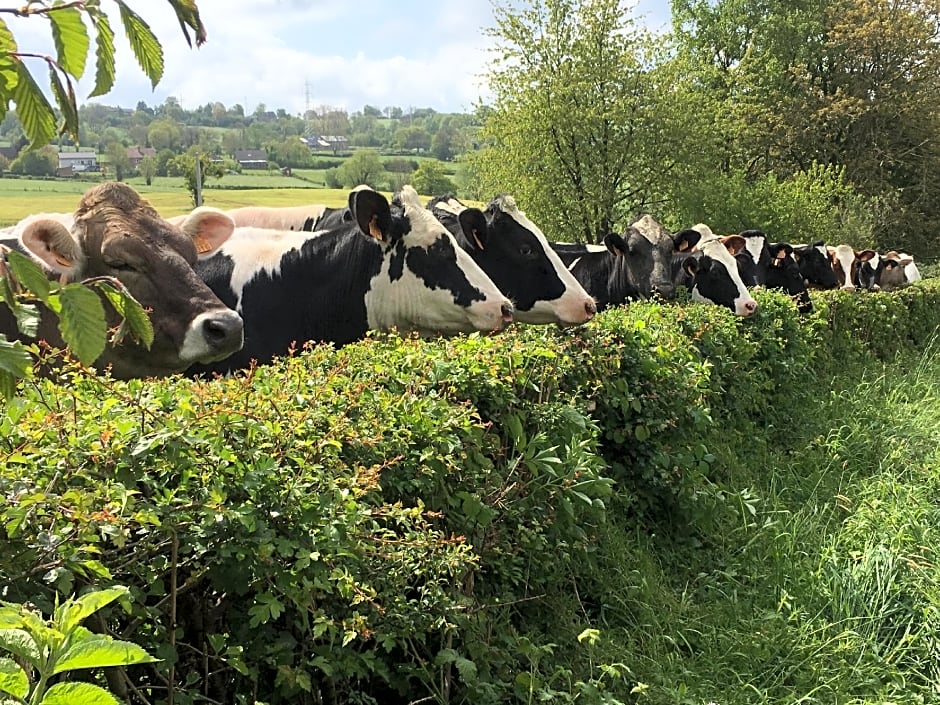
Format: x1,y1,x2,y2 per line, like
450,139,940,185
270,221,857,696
15,182,243,378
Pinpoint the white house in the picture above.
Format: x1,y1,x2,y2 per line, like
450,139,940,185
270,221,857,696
58,151,98,172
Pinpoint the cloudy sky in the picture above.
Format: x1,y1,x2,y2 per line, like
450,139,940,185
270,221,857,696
9,0,671,116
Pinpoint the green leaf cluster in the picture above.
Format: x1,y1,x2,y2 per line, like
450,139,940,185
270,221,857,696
0,1,206,148
0,251,153,394
0,280,939,702
0,586,156,705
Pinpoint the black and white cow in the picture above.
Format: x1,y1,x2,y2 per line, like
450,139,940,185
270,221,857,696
672,226,759,316
549,228,673,311
734,229,771,287
762,243,813,313
190,186,514,374
792,241,839,290
730,229,812,312
426,195,596,325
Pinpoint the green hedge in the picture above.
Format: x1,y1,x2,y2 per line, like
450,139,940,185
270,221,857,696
1,280,939,704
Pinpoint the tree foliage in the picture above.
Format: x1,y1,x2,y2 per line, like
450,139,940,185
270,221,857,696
0,1,207,149
335,148,384,189
670,0,940,253
473,0,675,243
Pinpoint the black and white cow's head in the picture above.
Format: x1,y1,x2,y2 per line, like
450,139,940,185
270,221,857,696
764,242,812,313
736,229,770,287
792,241,839,290
628,214,679,299
364,186,515,335
675,227,758,316
427,194,596,326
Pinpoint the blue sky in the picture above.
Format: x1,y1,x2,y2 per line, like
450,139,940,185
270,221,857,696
8,0,671,116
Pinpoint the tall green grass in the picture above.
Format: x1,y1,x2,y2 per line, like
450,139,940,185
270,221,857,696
594,341,940,704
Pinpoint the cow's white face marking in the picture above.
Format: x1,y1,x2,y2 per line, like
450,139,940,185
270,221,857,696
744,234,765,263
693,236,758,316
833,244,856,289
492,196,594,324
374,187,512,333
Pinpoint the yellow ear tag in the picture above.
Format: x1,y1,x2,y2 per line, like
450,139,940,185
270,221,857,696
193,235,213,254
471,229,485,251
678,241,690,251
54,253,73,267
775,251,787,260
368,215,384,242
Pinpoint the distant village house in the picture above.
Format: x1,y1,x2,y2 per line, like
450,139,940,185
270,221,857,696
126,146,156,168
234,150,268,169
300,135,349,153
57,151,98,173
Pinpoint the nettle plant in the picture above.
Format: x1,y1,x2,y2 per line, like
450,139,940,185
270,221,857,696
0,586,157,705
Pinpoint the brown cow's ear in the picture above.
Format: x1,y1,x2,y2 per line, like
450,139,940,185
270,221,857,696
179,207,236,254
19,217,83,275
856,249,877,262
721,234,746,255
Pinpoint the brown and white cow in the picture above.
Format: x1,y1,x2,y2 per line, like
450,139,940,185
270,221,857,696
878,251,920,290
0,182,244,378
828,244,880,290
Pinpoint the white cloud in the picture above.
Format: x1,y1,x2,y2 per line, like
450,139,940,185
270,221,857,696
6,0,669,115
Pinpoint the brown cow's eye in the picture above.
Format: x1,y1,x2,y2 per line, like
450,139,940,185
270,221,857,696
104,257,136,271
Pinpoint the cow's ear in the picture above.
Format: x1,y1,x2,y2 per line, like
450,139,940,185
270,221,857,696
604,232,628,256
351,188,392,243
673,229,700,252
458,208,488,251
721,234,746,255
883,259,900,270
178,207,235,254
856,249,877,262
682,256,700,277
19,217,83,275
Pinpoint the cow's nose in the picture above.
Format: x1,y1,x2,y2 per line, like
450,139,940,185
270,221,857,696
203,311,244,353
500,302,515,323
744,300,758,315
585,299,597,317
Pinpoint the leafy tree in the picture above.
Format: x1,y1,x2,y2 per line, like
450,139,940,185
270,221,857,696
473,0,674,243
138,154,158,185
336,148,385,189
411,159,457,197
9,144,56,175
0,153,9,174
104,140,130,181
671,0,940,254
147,118,182,151
0,1,206,148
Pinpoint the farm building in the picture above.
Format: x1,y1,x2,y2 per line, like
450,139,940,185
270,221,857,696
57,151,98,172
126,146,157,168
234,150,268,169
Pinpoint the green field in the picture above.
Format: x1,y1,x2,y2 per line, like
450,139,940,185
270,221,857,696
0,177,353,225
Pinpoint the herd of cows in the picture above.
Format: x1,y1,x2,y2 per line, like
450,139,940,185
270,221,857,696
0,181,924,380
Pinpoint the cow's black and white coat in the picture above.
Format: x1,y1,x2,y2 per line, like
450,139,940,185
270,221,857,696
191,186,514,374
427,195,596,325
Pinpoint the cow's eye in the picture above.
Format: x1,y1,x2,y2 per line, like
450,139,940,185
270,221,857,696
520,244,533,256
104,257,136,271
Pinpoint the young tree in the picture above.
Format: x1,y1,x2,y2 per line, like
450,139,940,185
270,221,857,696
104,140,130,181
411,160,457,197
168,147,225,206
138,154,158,185
474,0,673,243
336,148,385,189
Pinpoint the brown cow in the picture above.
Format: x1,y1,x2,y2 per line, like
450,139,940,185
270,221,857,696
0,182,244,378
